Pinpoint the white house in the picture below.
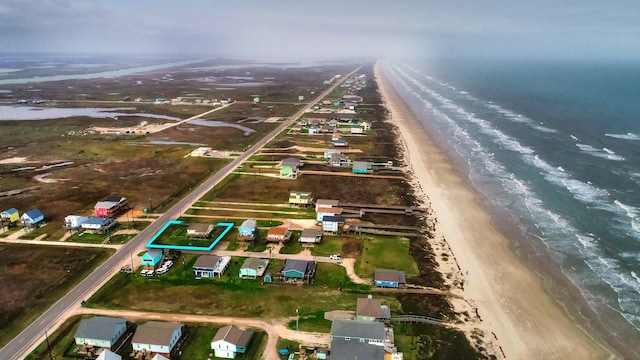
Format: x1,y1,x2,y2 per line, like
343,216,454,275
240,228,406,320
64,215,89,229
74,316,128,350
211,325,253,359
132,321,183,357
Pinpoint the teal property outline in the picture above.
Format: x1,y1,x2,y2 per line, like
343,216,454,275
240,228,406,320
146,220,234,251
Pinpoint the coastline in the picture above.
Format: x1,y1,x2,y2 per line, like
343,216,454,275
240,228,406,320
374,60,616,359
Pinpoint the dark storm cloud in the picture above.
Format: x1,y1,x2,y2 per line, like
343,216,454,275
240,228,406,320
1,0,639,60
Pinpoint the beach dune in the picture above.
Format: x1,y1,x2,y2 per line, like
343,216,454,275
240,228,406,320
375,60,615,359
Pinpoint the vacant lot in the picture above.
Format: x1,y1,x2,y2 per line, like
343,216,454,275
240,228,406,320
0,244,113,347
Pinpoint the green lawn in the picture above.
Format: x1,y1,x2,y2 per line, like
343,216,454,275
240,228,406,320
85,257,387,322
309,236,343,256
153,223,221,248
26,315,88,360
354,235,419,278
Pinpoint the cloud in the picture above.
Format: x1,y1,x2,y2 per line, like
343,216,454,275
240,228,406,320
0,0,639,60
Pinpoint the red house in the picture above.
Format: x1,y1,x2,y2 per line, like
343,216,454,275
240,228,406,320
94,196,128,217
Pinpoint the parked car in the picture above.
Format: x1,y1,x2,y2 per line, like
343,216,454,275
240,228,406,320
329,254,341,260
146,270,155,277
140,269,149,276
156,268,167,275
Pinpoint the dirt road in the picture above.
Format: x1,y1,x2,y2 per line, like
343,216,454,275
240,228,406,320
73,308,331,360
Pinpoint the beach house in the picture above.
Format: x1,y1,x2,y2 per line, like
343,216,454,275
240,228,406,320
141,249,164,270
239,257,269,278
131,321,183,358
289,191,313,207
186,223,215,239
74,316,128,352
193,255,231,279
265,226,292,243
64,215,89,229
281,259,316,283
330,319,385,360
299,228,322,244
21,208,44,227
238,219,257,241
211,325,253,359
352,161,372,174
279,157,302,179
1,208,20,226
374,269,406,288
316,207,343,222
81,217,117,233
322,215,345,233
356,296,391,323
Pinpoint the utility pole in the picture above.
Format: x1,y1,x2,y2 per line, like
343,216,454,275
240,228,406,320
296,307,299,330
44,330,53,360
130,252,135,275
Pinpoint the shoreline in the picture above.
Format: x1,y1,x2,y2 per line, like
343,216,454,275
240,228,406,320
374,60,617,359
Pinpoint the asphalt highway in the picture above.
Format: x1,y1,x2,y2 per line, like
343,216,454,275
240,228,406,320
0,63,363,360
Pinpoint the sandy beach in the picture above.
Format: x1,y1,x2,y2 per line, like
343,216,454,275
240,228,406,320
374,61,616,359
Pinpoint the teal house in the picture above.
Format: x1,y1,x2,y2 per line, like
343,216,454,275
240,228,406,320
141,249,163,269
239,257,269,278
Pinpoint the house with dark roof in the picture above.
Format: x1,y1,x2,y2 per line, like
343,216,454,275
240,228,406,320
322,215,345,233
330,319,385,360
374,269,406,288
74,316,128,351
21,208,44,227
186,223,215,239
333,138,348,147
239,257,269,278
299,228,322,244
193,255,231,279
211,325,254,359
131,321,183,358
356,296,391,323
316,207,343,222
281,259,316,283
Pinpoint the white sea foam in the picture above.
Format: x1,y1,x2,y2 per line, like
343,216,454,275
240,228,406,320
388,60,640,331
576,143,625,161
605,132,640,141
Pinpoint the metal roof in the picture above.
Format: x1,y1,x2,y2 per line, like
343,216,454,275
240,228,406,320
75,316,127,342
132,321,182,347
193,255,220,269
211,325,253,347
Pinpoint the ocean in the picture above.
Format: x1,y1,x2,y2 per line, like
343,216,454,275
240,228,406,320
382,58,640,354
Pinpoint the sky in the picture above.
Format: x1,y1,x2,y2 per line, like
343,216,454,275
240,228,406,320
1,0,639,60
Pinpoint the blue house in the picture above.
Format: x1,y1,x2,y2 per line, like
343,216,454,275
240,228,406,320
141,249,163,269
374,269,406,288
322,215,345,233
238,219,257,240
21,208,44,227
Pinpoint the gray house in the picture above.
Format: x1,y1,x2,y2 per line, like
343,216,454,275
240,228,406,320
330,319,385,360
356,296,391,323
74,316,128,351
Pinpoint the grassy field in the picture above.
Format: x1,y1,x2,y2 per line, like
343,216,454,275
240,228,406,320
85,255,396,323
0,245,114,347
354,235,419,278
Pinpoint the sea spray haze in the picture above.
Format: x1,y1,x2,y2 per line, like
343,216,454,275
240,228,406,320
383,58,640,354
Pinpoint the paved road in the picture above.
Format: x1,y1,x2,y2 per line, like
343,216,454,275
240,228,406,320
0,63,363,360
